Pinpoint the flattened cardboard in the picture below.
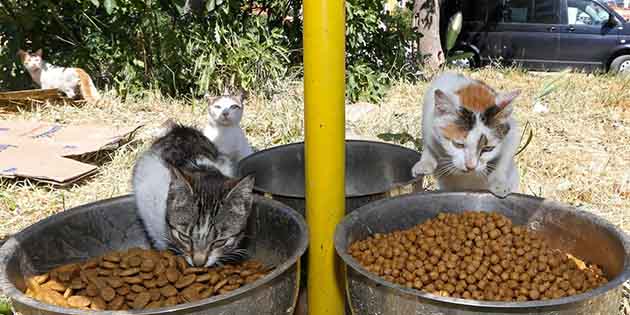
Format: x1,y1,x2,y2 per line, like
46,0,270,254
0,120,141,185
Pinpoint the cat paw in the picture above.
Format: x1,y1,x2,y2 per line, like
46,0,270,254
489,182,511,198
411,159,437,177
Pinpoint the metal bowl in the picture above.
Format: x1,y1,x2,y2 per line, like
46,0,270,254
0,195,308,315
334,192,630,315
237,140,423,216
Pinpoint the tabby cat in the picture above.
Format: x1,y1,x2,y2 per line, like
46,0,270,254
132,124,254,267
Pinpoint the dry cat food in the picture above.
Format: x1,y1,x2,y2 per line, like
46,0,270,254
24,248,271,310
349,211,608,302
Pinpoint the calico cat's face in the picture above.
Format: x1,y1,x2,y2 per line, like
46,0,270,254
17,49,44,71
433,82,520,175
206,93,246,127
166,170,254,267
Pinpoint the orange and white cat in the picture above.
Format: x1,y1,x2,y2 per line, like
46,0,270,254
17,49,100,103
412,72,521,198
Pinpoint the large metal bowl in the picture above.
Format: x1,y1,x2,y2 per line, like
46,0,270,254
0,195,308,315
238,140,423,216
334,192,630,315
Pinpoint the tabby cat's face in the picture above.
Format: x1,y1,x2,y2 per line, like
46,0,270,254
433,82,520,176
166,171,254,267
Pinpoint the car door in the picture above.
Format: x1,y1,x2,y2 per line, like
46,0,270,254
496,0,563,70
555,0,620,71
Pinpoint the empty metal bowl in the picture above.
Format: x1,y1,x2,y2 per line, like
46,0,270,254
335,192,630,315
237,140,423,216
0,195,308,315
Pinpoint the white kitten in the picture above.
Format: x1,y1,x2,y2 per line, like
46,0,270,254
17,49,100,103
411,72,521,198
202,90,253,163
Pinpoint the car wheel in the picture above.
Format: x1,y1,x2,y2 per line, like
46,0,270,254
610,55,630,76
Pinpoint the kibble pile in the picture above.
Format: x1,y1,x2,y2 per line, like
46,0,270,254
24,248,270,310
348,211,608,302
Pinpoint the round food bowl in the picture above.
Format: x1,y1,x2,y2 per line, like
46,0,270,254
0,195,308,315
334,192,630,315
237,140,423,216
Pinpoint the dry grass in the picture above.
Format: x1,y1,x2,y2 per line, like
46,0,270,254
1,68,630,312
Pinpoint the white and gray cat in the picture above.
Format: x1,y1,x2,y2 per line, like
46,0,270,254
132,124,255,267
412,72,521,197
203,89,253,163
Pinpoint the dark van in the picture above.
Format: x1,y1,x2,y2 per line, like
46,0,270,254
441,0,630,74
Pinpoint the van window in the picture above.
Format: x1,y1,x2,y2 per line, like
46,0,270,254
567,0,611,25
504,0,558,24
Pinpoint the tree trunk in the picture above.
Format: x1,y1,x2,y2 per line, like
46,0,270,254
413,0,444,71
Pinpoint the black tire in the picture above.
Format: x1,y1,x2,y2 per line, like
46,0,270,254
609,55,630,76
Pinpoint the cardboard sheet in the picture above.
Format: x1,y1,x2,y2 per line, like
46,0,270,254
0,120,142,185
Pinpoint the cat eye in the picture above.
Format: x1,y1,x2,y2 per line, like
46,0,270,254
230,105,239,110
213,239,227,247
481,146,495,153
452,141,465,149
213,105,221,109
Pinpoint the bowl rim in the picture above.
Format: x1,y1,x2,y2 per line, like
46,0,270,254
0,194,309,314
237,139,423,198
334,191,630,310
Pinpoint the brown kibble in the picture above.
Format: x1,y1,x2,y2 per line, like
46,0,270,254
166,268,180,283
86,284,99,297
160,285,178,297
214,279,228,291
109,296,125,310
175,274,196,289
164,296,178,306
131,284,146,293
101,261,118,269
128,256,142,268
146,300,163,309
132,292,152,309
156,274,170,287
42,279,66,292
347,211,608,302
106,277,124,288
120,268,140,277
116,285,130,296
67,295,91,307
123,276,143,284
140,259,156,273
90,297,107,310
149,288,161,301
101,286,116,302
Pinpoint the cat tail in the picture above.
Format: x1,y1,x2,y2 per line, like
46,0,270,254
75,68,100,103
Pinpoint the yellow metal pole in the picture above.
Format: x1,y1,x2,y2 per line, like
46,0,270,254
304,0,346,310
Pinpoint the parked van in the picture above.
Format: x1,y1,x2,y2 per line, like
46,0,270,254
441,0,630,74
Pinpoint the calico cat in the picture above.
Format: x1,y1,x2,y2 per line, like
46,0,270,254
17,49,100,103
203,89,253,162
132,124,255,267
411,72,521,197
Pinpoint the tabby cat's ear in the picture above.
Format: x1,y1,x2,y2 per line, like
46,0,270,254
170,166,194,193
223,175,255,215
34,49,43,57
434,89,458,116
